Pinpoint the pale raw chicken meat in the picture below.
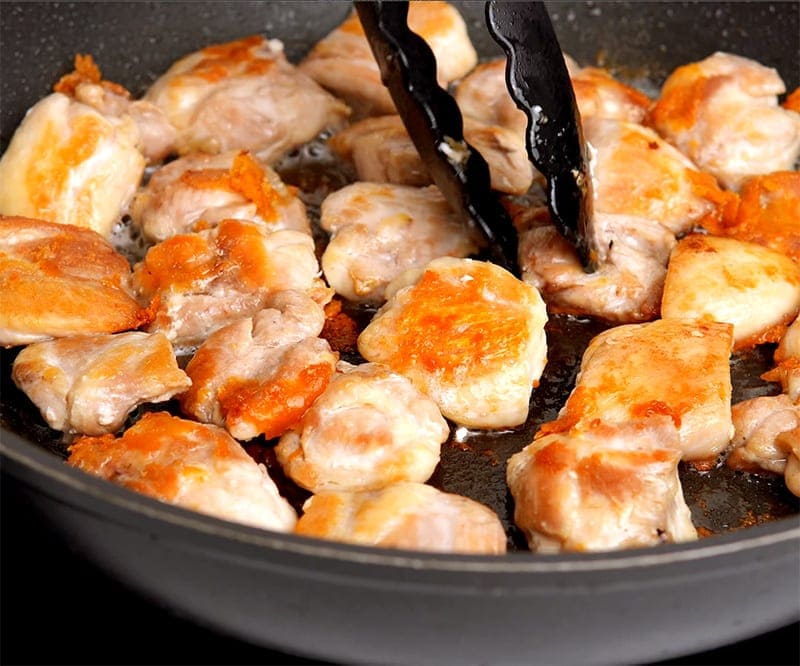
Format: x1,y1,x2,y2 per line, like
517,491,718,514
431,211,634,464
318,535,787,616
68,411,297,532
144,35,350,161
132,219,331,349
181,290,338,441
12,331,190,436
661,234,800,349
540,318,734,463
762,316,800,402
0,216,147,347
507,422,698,553
275,362,449,493
649,52,800,191
328,115,535,194
0,93,144,238
517,117,738,323
130,150,310,242
320,183,481,303
53,53,177,164
358,257,548,428
700,171,800,262
726,394,800,475
296,482,507,554
299,2,477,117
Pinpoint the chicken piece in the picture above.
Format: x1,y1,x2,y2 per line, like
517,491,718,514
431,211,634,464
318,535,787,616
275,362,449,493
143,35,350,160
299,2,477,117
358,257,548,428
762,316,800,401
68,411,297,532
320,183,481,304
726,394,800,475
12,331,190,436
649,52,800,191
701,171,800,262
541,318,734,462
661,234,800,349
181,290,338,441
455,58,651,132
54,53,177,164
130,150,309,242
780,427,800,497
507,422,698,553
328,115,535,195
132,219,331,349
296,482,507,554
0,93,144,238
0,216,147,347
517,117,736,323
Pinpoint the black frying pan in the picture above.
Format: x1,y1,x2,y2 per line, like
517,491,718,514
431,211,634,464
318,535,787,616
1,2,799,664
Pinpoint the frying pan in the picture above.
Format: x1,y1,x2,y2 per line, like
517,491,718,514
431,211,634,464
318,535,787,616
1,2,799,664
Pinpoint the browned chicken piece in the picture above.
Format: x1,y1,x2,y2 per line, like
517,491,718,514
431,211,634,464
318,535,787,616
649,52,800,191
726,394,800,475
661,235,800,350
507,422,698,553
518,118,736,323
68,411,297,531
319,182,481,304
328,115,535,195
701,171,800,262
296,482,507,554
358,257,548,429
131,218,331,350
762,316,800,402
299,2,477,118
143,35,350,161
275,362,449,493
130,150,310,242
0,93,144,239
53,53,177,164
570,66,652,124
12,331,190,436
0,216,147,347
181,290,338,441
540,318,734,463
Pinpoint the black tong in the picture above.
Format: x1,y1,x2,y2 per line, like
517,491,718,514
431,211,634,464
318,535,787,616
355,0,595,274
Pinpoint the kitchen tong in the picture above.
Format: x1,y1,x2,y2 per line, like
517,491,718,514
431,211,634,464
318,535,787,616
354,0,595,275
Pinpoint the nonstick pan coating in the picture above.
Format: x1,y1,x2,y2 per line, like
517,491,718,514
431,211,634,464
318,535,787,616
1,2,799,664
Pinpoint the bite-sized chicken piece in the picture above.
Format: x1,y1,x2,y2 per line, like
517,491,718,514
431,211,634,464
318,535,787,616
701,171,800,262
54,53,177,164
726,394,800,475
517,117,736,323
132,219,331,349
299,2,477,117
320,183,481,304
12,331,190,436
780,427,800,497
0,216,147,347
275,362,449,493
358,257,548,428
328,115,535,194
181,291,338,441
296,482,507,554
144,35,350,160
455,58,652,132
68,411,297,531
649,52,800,191
762,316,800,401
130,150,309,242
507,422,698,553
661,234,800,349
0,93,144,238
541,318,734,462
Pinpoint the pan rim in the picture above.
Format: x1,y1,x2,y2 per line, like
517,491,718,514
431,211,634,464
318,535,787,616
3,425,798,575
